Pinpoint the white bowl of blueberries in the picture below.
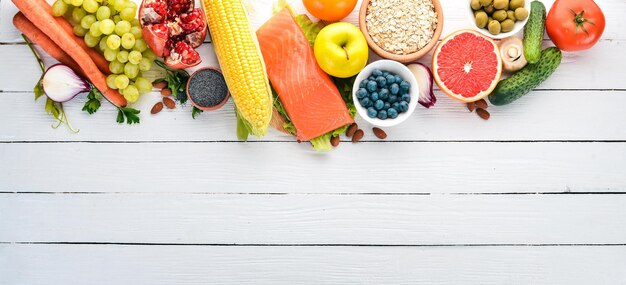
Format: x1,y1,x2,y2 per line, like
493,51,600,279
352,60,419,128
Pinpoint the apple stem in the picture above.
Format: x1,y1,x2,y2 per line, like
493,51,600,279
342,46,350,61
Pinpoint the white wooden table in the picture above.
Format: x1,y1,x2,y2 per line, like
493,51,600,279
1,0,626,284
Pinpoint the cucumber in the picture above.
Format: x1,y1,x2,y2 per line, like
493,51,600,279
488,47,562,106
523,0,546,64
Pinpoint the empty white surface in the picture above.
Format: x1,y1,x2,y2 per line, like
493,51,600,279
1,0,625,284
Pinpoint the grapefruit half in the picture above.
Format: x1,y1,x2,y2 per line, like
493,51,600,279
432,30,502,103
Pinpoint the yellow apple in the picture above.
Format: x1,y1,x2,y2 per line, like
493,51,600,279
314,22,368,78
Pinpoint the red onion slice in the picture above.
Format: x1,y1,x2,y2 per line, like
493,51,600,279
42,64,91,103
407,63,436,109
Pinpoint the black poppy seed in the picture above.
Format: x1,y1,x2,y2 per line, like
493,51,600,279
188,69,229,108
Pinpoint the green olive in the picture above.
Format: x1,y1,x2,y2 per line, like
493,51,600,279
488,20,501,35
479,0,493,6
475,11,489,28
484,4,495,14
500,19,515,32
493,0,509,10
471,0,482,10
493,10,507,21
515,7,529,21
509,0,524,10
507,10,517,21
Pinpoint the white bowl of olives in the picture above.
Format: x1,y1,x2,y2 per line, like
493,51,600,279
468,0,531,39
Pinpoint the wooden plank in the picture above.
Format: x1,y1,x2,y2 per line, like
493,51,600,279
2,194,626,244
2,38,626,92
0,142,624,193
1,244,625,284
2,0,625,42
1,90,625,142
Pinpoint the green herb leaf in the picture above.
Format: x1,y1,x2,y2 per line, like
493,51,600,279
34,79,45,101
154,60,190,104
116,107,141,125
82,88,102,115
192,106,203,119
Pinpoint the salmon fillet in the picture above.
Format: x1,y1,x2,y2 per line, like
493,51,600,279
256,8,353,141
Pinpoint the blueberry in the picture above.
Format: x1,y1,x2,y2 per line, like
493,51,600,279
360,79,368,88
379,89,389,100
372,69,383,77
398,101,409,113
376,76,387,87
390,83,400,95
383,102,391,110
366,81,378,92
368,76,376,81
401,93,411,103
385,74,395,84
382,71,390,77
400,80,410,91
367,107,378,118
360,97,372,108
370,92,379,102
374,99,384,110
394,75,402,84
388,95,398,104
377,110,388,120
387,107,399,119
356,88,368,99
392,102,400,110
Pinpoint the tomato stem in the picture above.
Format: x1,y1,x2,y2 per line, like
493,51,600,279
569,8,595,35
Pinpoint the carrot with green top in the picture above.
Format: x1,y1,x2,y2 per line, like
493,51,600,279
12,0,127,107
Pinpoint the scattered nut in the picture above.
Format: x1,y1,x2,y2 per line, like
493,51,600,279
346,123,358,137
372,127,387,139
475,99,488,109
163,97,176,109
150,102,163,114
476,108,491,120
153,81,167,89
352,129,365,143
330,136,341,147
467,102,476,112
161,88,172,97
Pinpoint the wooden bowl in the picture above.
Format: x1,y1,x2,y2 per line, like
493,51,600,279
186,67,230,112
358,0,444,63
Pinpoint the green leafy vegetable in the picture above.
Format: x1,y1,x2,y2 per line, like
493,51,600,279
192,106,203,119
82,88,102,114
23,34,78,132
154,60,190,104
116,107,141,125
295,15,325,46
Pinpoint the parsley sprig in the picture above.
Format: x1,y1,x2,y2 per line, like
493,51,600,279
82,88,102,114
116,107,141,125
154,60,190,104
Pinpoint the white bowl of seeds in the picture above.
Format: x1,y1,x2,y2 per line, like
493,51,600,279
359,0,444,63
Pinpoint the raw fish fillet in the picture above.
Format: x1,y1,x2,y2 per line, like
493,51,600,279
256,8,353,141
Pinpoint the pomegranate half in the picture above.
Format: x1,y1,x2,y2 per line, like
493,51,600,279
139,0,207,69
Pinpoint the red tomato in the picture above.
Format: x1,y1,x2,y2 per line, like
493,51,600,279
303,0,358,22
546,0,606,51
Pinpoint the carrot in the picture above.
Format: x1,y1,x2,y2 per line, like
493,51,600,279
34,0,111,74
12,0,127,107
13,13,85,77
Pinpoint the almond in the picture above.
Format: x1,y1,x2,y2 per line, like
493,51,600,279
163,97,176,109
153,81,167,89
150,102,163,114
475,99,488,109
346,123,358,137
467,102,476,112
372,127,387,139
330,136,340,147
352,129,364,143
161,88,172,97
476,108,490,120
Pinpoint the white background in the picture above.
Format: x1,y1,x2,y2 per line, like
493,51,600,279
1,0,626,284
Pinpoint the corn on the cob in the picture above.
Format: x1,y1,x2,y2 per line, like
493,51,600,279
201,0,273,137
